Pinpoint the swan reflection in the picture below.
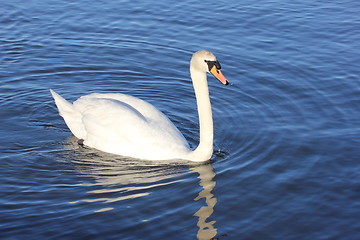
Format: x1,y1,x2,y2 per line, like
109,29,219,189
64,138,186,208
63,137,218,239
192,164,218,240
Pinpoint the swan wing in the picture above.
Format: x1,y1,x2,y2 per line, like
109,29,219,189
71,93,190,159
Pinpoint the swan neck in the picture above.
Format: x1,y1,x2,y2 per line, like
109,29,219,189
189,66,213,161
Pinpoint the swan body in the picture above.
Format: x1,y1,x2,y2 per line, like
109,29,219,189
51,50,228,161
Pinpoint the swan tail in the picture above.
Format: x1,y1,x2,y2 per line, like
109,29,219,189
50,89,86,139
50,89,74,116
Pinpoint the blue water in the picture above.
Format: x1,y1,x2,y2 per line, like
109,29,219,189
1,0,360,239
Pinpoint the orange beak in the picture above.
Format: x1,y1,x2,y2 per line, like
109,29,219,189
210,65,229,85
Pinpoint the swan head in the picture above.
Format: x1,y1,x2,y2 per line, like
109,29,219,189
191,50,229,85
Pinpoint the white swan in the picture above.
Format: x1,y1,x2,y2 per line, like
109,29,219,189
50,50,228,161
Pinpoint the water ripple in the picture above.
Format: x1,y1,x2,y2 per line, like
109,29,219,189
1,0,360,239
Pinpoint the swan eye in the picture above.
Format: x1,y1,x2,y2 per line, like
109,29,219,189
204,60,221,71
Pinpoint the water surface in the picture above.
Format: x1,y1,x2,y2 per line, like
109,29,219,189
1,0,360,239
